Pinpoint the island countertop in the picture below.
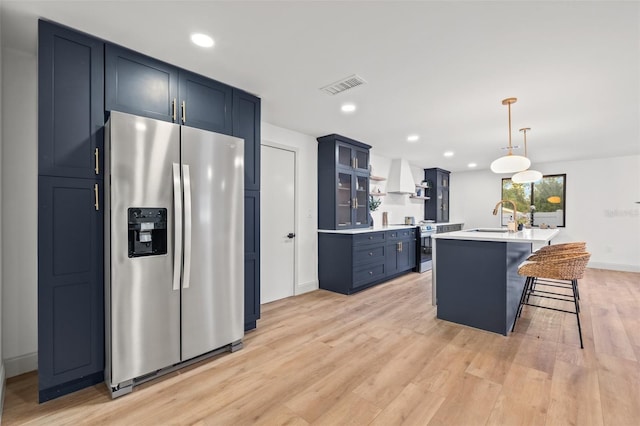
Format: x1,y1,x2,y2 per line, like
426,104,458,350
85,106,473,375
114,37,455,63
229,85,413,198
431,228,559,243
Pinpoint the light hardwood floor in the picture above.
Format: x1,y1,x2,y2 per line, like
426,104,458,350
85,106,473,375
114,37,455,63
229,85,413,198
3,268,639,425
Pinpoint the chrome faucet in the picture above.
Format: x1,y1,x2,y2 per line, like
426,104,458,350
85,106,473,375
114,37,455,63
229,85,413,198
492,200,518,220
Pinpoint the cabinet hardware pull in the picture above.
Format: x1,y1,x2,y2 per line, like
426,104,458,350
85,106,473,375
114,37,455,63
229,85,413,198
400,241,403,252
369,252,373,256
172,98,177,121
369,271,373,275
94,148,99,175
355,158,358,169
181,100,186,123
94,183,99,211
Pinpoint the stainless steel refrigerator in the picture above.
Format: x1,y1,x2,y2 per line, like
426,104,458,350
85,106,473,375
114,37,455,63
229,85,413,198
104,111,244,398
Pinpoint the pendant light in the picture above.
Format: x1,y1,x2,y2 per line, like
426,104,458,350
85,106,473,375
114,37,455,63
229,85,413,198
512,128,543,183
490,98,531,173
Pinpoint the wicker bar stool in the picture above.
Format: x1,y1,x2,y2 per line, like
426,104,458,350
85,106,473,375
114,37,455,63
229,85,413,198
512,252,591,348
527,242,588,299
531,242,586,257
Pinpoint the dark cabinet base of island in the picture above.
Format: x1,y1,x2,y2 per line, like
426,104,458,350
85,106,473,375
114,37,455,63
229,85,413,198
318,228,417,295
435,239,531,335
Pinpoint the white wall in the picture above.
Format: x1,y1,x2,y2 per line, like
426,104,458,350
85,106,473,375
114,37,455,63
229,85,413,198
0,0,5,412
368,153,426,226
1,47,38,377
451,155,640,271
261,123,318,295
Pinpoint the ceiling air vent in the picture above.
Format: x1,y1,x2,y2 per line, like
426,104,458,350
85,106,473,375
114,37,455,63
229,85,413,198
320,74,367,95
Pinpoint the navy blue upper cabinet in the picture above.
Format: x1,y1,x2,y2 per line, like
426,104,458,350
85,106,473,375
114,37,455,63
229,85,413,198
38,21,104,179
180,70,232,134
233,90,261,190
317,134,372,230
105,44,178,122
106,44,234,134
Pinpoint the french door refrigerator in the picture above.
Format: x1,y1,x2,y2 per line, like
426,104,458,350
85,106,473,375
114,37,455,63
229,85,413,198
104,111,244,398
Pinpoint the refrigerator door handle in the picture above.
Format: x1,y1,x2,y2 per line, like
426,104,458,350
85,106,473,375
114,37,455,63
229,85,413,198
172,163,182,291
182,164,192,289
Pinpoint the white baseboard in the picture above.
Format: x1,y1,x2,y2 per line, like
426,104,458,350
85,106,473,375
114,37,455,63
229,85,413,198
588,262,640,273
1,362,5,423
4,352,37,379
296,279,318,295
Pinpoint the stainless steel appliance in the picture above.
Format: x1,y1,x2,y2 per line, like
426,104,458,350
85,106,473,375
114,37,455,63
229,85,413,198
104,111,244,398
418,223,436,272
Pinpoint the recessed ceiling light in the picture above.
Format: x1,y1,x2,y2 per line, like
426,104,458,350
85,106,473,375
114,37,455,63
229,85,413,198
407,134,419,142
191,33,214,48
443,151,454,157
341,103,356,113
468,162,477,168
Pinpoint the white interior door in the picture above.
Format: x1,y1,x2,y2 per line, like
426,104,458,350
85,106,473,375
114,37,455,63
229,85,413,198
261,144,296,303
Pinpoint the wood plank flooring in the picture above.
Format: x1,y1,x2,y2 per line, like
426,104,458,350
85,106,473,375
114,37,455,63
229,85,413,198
3,267,639,425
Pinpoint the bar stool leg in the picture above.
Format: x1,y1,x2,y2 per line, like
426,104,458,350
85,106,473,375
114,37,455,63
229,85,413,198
572,279,584,349
512,276,531,332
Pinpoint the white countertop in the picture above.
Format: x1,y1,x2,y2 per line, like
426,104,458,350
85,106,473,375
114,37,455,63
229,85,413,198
318,224,417,234
431,228,560,243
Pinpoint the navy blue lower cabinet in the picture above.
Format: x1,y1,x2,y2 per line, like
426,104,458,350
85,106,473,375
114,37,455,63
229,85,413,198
244,190,260,330
38,176,104,402
318,228,416,295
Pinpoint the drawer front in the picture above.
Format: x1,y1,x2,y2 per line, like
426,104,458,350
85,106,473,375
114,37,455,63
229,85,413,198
354,245,385,265
353,232,386,246
387,228,416,240
353,263,386,287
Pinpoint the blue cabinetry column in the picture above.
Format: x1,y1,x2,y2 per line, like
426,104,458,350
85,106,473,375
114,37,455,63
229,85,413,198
38,21,105,402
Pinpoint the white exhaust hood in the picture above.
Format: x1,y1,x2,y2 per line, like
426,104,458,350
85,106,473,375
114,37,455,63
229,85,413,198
386,159,416,194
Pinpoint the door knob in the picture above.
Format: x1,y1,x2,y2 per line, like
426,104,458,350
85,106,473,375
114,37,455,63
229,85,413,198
287,233,296,239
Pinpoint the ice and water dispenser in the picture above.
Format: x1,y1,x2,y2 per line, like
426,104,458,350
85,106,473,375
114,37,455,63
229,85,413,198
128,208,167,257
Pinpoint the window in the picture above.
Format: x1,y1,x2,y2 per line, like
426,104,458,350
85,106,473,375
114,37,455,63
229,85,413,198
501,174,566,227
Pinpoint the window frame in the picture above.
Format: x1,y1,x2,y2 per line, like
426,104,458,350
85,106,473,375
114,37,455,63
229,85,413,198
500,174,567,228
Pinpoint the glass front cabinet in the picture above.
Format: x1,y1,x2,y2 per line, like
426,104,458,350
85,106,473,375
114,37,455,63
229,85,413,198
318,134,372,230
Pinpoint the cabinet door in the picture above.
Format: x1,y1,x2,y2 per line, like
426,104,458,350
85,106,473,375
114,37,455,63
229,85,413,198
336,142,369,171
336,143,354,168
353,147,369,172
244,190,260,330
233,90,261,191
336,171,354,227
38,176,104,402
105,44,178,122
179,70,232,134
38,21,104,179
353,173,369,227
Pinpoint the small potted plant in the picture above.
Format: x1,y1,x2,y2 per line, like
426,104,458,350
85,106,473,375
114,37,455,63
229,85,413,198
369,195,382,226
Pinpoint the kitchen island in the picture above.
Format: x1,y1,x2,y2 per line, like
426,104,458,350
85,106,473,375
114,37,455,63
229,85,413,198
431,228,560,335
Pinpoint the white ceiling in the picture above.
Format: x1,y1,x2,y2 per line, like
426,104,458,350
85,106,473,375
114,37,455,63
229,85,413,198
2,1,639,172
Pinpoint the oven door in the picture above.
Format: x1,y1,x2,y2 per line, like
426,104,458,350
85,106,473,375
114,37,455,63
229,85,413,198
418,231,435,272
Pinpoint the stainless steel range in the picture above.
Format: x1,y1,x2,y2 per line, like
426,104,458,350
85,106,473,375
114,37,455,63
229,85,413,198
417,222,436,272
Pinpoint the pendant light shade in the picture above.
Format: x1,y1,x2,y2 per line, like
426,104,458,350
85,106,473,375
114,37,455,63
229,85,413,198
490,98,530,174
491,155,531,174
512,169,543,183
511,127,542,183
